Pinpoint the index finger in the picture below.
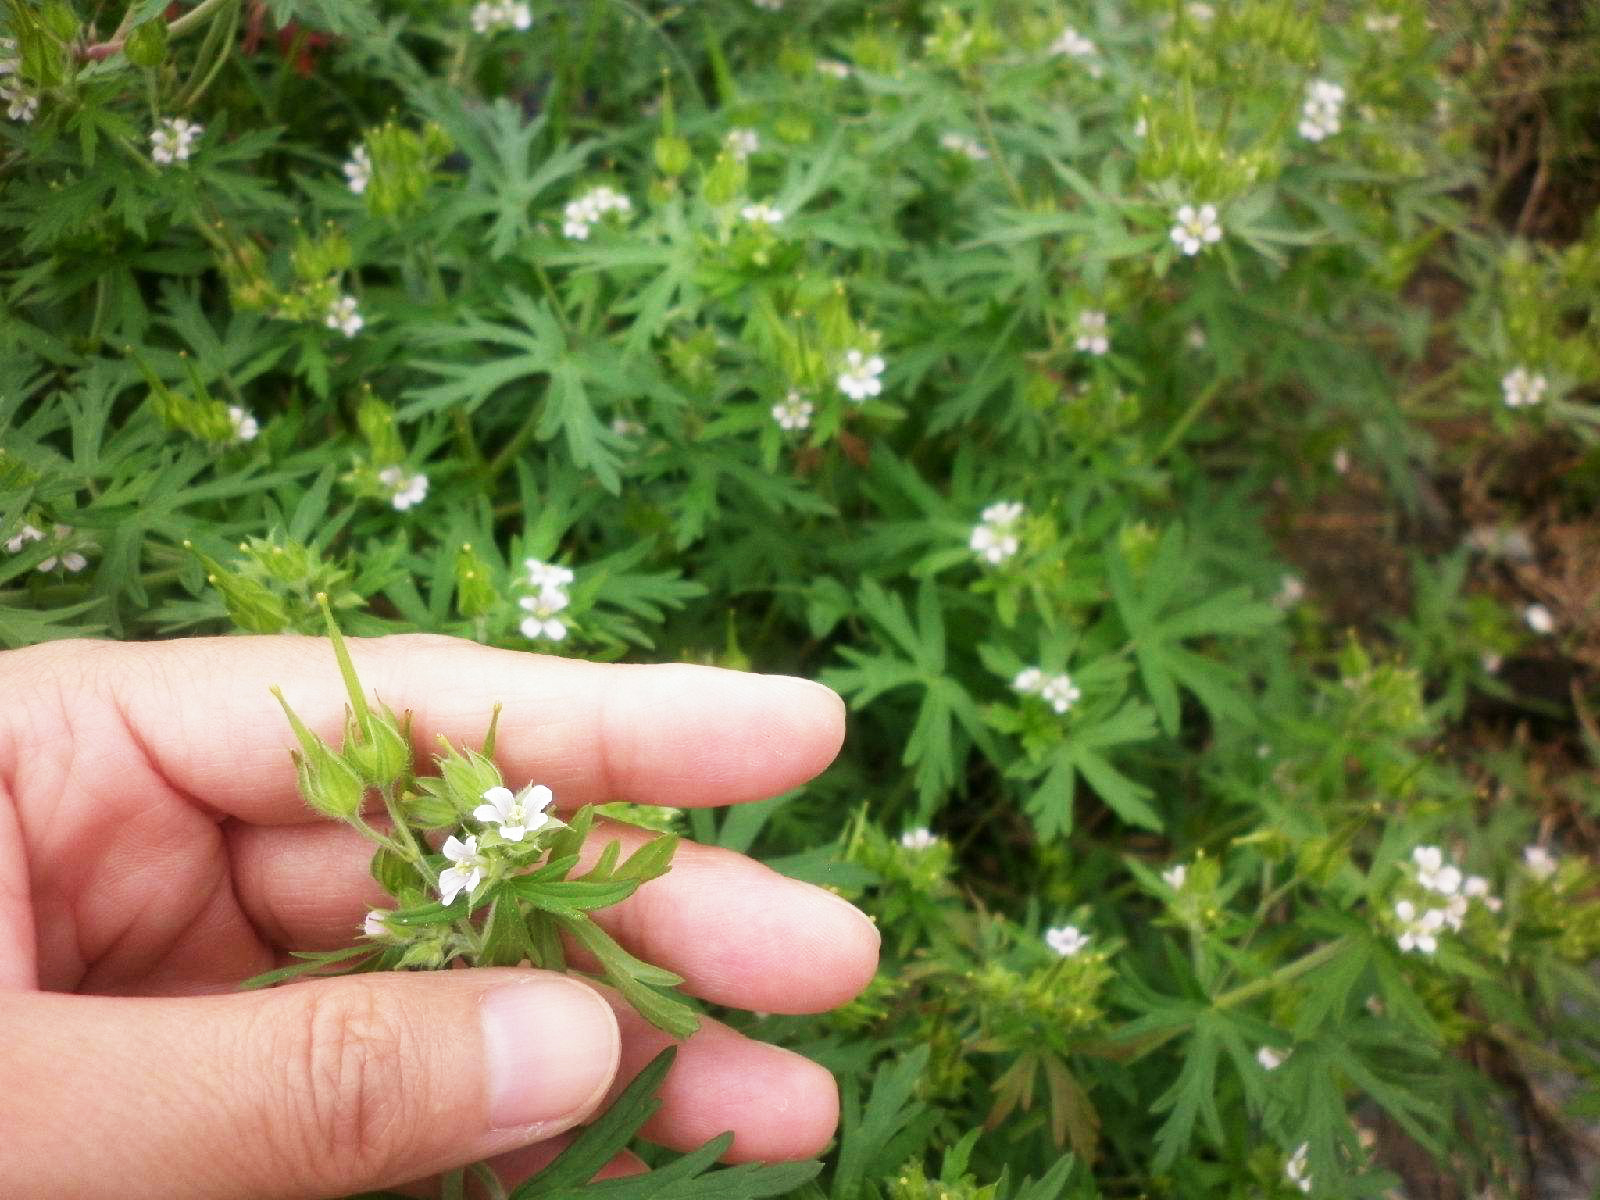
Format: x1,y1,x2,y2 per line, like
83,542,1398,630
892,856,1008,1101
46,634,846,825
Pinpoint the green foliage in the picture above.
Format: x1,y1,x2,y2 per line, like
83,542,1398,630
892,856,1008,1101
4,0,1599,1197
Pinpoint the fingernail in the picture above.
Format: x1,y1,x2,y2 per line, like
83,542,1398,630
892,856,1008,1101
805,882,881,947
482,977,619,1131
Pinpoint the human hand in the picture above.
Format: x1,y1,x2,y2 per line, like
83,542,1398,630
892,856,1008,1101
0,634,879,1199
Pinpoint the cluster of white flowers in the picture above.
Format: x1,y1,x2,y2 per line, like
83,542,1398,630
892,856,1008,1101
1171,203,1223,255
837,348,886,401
1524,602,1554,634
1045,924,1090,957
1524,845,1558,880
325,294,363,337
900,827,939,851
151,117,203,166
1049,27,1099,76
343,145,372,194
969,501,1023,566
562,185,632,240
378,465,429,511
772,390,813,432
1394,845,1499,954
228,405,260,443
725,128,760,160
1257,1046,1287,1071
520,557,576,641
1501,366,1547,408
1074,310,1109,355
1162,863,1188,890
1298,79,1346,142
1013,667,1081,714
740,201,784,226
1285,1143,1311,1194
470,0,531,34
5,523,88,572
1,39,36,123
938,131,989,161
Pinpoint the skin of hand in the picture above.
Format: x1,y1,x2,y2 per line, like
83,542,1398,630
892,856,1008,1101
0,634,880,1200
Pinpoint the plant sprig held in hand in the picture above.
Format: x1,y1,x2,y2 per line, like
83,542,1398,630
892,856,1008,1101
245,594,700,1040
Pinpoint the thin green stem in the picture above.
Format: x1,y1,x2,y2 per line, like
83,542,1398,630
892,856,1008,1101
1150,376,1226,464
1212,938,1346,1012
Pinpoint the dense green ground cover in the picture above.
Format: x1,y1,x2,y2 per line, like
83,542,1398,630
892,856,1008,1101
4,0,1600,1195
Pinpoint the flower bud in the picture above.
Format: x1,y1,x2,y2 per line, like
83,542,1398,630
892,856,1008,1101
343,701,412,788
702,151,747,208
274,686,368,820
653,133,691,177
123,18,168,67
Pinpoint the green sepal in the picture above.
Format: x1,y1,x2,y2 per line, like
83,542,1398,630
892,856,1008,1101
434,741,504,814
371,847,421,895
405,778,469,828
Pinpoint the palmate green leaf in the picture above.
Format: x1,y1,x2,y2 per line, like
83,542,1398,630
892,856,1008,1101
833,1046,936,1200
1027,699,1160,837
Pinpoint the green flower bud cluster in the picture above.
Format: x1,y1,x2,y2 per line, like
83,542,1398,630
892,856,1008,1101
359,120,454,220
186,534,360,635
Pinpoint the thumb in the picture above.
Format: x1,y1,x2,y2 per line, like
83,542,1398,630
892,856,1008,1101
0,969,620,1200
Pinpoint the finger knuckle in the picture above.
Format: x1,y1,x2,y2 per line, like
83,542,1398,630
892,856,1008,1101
272,983,419,1182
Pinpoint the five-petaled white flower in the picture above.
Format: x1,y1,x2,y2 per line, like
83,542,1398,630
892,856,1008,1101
741,201,785,226
520,588,570,641
2,79,37,123
378,465,429,511
474,783,557,842
970,501,1024,565
1040,673,1082,714
1273,574,1307,609
1298,79,1346,142
1395,899,1445,954
438,834,488,905
725,128,760,160
1074,310,1109,355
151,117,203,165
837,349,885,402
343,145,372,194
228,405,260,443
4,523,43,554
1162,864,1188,890
1412,845,1462,896
1171,203,1223,255
772,390,813,431
1013,667,1044,694
1524,845,1558,880
1257,1046,1286,1071
1285,1143,1311,1194
326,294,364,337
900,827,939,851
1050,27,1095,59
1501,366,1547,409
1045,925,1090,957
35,524,88,573
524,558,576,591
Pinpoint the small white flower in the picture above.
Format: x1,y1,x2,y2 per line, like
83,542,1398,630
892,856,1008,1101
1185,325,1209,351
1171,203,1223,255
1074,310,1110,355
741,201,785,225
1299,78,1345,142
1050,27,1095,59
772,390,814,431
1395,899,1445,954
815,59,852,79
837,349,886,402
562,185,632,241
1364,12,1402,33
1272,574,1306,609
1523,603,1554,635
938,132,989,161
228,405,259,443
1013,667,1044,694
969,501,1024,566
1162,864,1188,890
36,524,88,573
752,0,783,9
377,465,429,511
1187,2,1216,20
1524,845,1558,880
438,834,488,905
4,523,44,554
1045,925,1090,957
150,117,203,165
1039,673,1081,714
362,911,391,938
900,827,939,851
470,0,531,33
1,79,37,123
725,128,760,160
523,558,575,591
1332,447,1351,475
326,294,364,337
343,145,372,194
1501,366,1548,409
1257,1046,1286,1071
474,783,557,842
519,587,570,641
611,417,644,437
1285,1143,1311,1194
1481,651,1504,675
1133,115,1148,138
1412,845,1462,896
